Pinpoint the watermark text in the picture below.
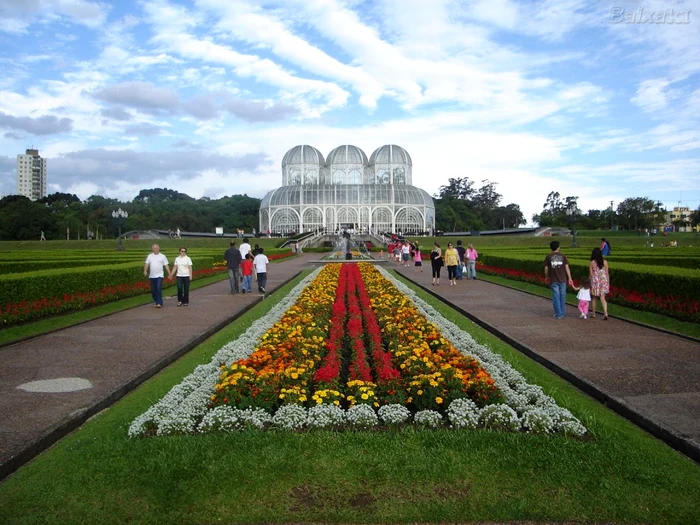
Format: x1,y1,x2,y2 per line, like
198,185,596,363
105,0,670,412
609,7,691,24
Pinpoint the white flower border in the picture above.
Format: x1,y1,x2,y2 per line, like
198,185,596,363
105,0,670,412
376,266,586,436
128,267,324,438
129,265,586,438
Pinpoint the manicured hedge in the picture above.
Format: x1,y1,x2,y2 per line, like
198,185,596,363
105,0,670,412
477,253,700,322
0,256,221,326
479,254,700,300
0,250,296,326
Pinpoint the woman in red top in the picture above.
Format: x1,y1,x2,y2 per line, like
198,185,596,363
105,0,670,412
241,253,254,293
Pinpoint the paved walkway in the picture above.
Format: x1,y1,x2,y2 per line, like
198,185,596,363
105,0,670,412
0,253,317,479
393,263,700,461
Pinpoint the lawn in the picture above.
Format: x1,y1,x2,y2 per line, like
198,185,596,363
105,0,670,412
0,272,698,525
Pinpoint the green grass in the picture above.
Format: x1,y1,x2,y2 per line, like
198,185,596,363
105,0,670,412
408,231,700,249
0,237,291,252
477,274,700,340
1,271,698,525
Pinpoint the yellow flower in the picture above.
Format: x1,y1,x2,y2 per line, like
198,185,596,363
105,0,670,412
361,394,369,400
417,390,423,396
435,397,443,404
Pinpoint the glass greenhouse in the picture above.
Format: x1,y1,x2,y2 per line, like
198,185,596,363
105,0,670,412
260,145,435,235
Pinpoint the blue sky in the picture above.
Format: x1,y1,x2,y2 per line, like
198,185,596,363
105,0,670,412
1,0,699,224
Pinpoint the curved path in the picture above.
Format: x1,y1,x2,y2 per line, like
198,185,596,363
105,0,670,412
1,256,698,481
392,263,700,462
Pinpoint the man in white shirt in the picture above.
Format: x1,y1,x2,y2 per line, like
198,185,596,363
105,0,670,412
253,248,269,293
144,244,170,308
239,237,252,260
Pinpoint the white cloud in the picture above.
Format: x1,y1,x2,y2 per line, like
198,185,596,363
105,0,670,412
631,79,676,112
0,0,109,33
143,0,349,115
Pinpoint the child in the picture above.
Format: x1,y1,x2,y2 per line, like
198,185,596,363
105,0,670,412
573,277,592,319
241,253,254,293
253,248,269,293
414,248,423,272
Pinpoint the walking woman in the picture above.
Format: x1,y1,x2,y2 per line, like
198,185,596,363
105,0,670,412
589,247,610,319
170,247,193,306
444,242,460,286
430,242,443,286
465,243,478,280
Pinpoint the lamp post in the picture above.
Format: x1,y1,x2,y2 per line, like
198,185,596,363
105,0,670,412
112,208,128,251
566,202,580,248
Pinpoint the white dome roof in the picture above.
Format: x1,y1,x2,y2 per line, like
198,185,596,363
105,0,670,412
326,145,368,166
281,145,325,167
369,144,412,166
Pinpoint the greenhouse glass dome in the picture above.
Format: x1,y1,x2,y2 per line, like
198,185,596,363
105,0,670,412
260,144,435,235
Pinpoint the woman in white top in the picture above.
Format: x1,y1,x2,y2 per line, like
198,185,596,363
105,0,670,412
169,247,193,306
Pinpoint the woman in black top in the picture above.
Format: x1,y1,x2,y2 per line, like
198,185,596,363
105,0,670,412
430,242,443,286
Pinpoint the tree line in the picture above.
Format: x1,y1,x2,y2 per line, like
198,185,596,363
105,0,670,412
0,188,260,241
533,192,700,231
2,182,697,241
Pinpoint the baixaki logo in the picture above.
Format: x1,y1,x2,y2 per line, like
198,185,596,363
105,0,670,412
609,7,691,24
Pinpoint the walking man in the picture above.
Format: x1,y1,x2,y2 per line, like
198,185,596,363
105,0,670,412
224,240,242,294
544,240,574,319
144,244,170,308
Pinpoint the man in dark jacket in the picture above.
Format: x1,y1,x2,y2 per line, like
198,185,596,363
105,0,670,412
224,241,242,294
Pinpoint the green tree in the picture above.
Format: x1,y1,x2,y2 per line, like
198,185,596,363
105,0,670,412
0,195,53,240
436,177,476,200
533,191,567,226
616,197,657,230
690,205,700,228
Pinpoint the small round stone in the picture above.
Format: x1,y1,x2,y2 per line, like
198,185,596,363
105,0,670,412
17,378,93,393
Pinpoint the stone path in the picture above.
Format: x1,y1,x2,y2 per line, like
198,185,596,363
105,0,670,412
0,253,316,479
392,262,700,462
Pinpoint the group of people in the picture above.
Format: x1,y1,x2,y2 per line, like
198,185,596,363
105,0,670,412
544,240,610,320
428,240,478,286
224,238,269,294
142,238,271,309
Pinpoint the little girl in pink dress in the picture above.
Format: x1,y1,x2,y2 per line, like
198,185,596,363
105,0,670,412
573,277,592,319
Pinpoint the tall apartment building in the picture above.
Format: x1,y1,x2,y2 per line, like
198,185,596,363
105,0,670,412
16,149,47,201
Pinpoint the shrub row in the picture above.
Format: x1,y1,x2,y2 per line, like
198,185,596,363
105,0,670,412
479,254,700,301
477,254,700,323
0,250,227,274
0,251,296,326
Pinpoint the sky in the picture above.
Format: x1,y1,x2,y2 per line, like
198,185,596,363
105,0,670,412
1,0,699,224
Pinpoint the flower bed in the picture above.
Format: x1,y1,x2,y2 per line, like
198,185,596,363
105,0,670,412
130,263,587,437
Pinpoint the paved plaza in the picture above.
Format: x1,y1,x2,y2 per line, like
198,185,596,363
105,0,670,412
1,255,698,480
